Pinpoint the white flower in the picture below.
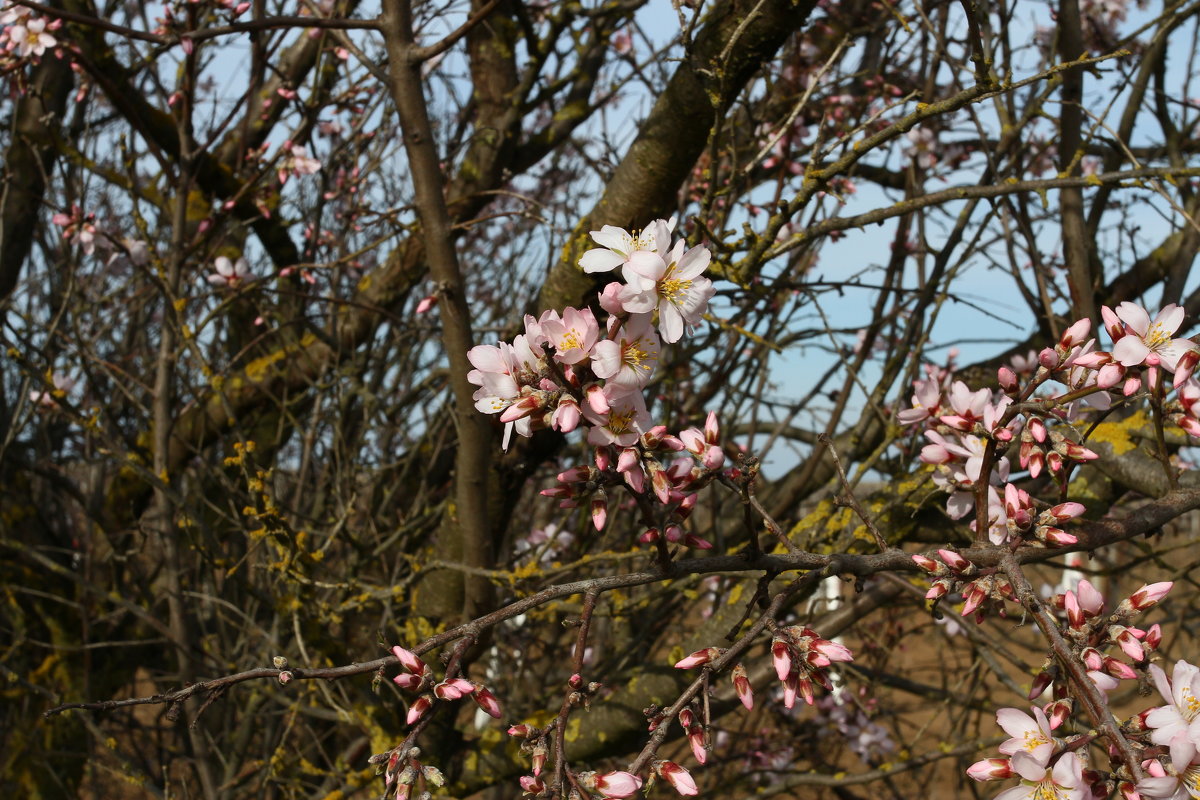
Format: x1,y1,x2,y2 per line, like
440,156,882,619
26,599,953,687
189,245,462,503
10,17,56,58
996,707,1055,767
578,218,673,273
207,256,250,287
1146,660,1200,767
993,751,1084,800
618,239,715,343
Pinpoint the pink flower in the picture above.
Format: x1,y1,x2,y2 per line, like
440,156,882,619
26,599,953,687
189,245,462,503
583,387,651,447
543,306,600,364
592,314,660,387
993,705,1051,767
207,256,251,287
1107,303,1194,371
279,144,321,183
897,376,944,425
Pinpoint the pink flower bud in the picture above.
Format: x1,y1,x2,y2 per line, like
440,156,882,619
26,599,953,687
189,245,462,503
732,663,753,710
1127,581,1172,611
1044,698,1072,729
1076,579,1104,615
1042,527,1077,547
967,757,1012,781
472,685,502,718
772,639,792,681
1175,349,1200,387
656,761,698,796
1064,590,1084,629
912,554,941,573
585,384,609,414
1096,362,1123,388
1039,347,1060,369
925,579,951,600
433,678,476,700
937,548,971,572
519,775,545,794
998,366,1019,393
1103,657,1137,680
1081,647,1103,671
591,493,608,531
1027,669,1053,700
639,527,660,543
675,647,723,669
1142,624,1161,651
596,771,642,799
393,673,423,690
392,646,428,675
1028,417,1047,443
1047,502,1085,521
406,695,432,725
1060,318,1091,349
1101,305,1124,340
508,724,533,737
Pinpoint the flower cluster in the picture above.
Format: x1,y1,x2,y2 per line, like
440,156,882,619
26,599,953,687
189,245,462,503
469,218,716,448
913,548,1016,622
388,645,501,726
541,412,724,547
967,580,1176,799
770,625,854,708
903,305,1200,537
367,745,445,800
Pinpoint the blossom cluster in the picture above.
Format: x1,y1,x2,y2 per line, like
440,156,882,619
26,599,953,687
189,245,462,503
387,645,501,727
966,579,1177,799
901,303,1200,540
468,218,715,448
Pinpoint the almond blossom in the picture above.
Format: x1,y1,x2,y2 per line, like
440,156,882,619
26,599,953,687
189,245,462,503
579,218,674,273
8,16,56,58
591,314,660,388
541,306,600,364
1146,660,1200,766
279,144,321,183
207,255,251,287
582,386,651,447
996,706,1055,766
1106,302,1195,371
1137,751,1200,800
619,239,716,344
993,751,1085,800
